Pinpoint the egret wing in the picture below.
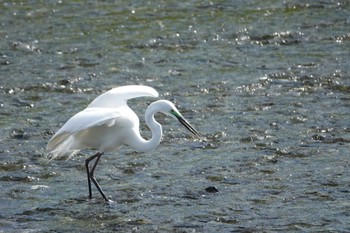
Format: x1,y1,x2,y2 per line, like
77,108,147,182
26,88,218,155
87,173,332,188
47,108,121,152
87,85,158,109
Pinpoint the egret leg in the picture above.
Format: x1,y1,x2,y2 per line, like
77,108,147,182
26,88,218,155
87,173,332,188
85,152,110,202
85,152,101,199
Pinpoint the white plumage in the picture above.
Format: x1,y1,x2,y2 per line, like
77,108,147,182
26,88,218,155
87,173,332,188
46,85,199,202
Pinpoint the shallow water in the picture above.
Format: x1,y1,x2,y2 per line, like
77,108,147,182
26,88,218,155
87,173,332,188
1,1,350,232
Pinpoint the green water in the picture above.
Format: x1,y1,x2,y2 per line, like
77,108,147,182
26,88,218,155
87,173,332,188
1,1,349,232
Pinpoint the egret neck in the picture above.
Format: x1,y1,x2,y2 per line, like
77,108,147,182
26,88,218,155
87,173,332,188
128,102,163,153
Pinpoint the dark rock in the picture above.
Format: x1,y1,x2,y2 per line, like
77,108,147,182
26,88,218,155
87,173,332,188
205,186,219,193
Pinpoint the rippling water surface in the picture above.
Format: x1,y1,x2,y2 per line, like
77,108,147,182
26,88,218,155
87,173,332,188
1,1,349,232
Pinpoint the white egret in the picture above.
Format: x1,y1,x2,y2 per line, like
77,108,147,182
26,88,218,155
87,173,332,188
47,85,200,202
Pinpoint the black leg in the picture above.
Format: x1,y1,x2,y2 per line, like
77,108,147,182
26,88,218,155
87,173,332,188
85,152,100,199
85,152,110,202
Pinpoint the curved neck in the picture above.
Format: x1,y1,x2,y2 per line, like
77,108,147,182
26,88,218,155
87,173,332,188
129,104,162,153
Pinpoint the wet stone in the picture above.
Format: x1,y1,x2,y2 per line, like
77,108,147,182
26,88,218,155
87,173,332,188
10,130,30,140
205,186,219,193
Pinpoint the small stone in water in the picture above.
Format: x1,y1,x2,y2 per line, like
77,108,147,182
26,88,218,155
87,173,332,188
205,186,219,193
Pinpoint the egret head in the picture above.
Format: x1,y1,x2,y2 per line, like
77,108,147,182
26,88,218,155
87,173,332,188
152,100,200,138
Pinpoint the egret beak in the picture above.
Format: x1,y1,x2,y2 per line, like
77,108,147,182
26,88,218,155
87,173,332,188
177,116,201,138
